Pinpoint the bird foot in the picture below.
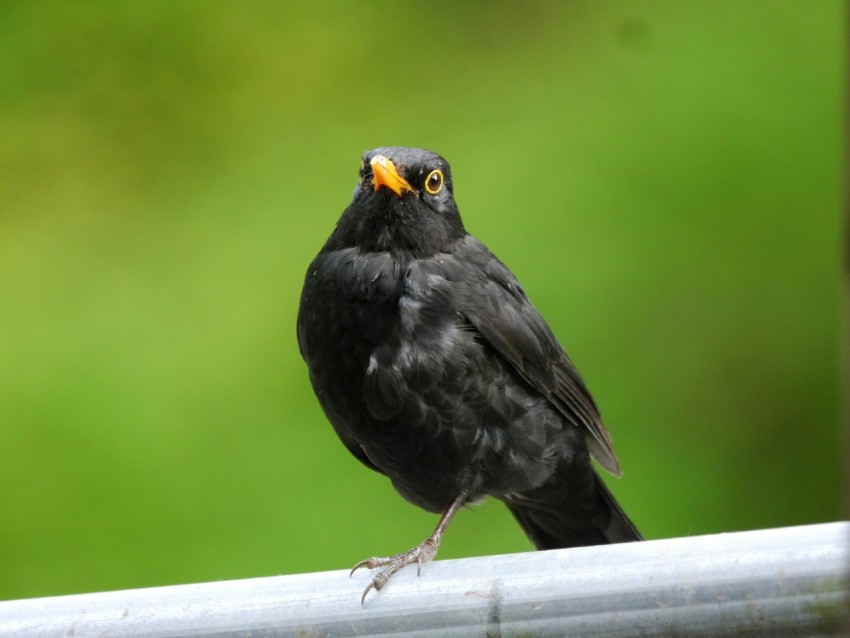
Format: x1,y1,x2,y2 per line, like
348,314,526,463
350,536,439,604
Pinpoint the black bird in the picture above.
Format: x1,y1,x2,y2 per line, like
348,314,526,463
297,147,641,602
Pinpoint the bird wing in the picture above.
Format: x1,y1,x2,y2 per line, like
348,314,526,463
454,236,622,476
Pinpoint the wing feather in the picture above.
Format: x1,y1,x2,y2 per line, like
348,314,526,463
455,236,622,476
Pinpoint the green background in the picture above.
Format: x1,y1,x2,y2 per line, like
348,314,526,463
0,2,842,600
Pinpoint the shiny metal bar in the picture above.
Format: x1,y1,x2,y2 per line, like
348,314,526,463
1,522,847,637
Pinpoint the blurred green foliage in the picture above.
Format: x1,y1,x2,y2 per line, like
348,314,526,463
0,1,842,600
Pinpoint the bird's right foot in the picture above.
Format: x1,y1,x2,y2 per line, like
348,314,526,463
349,493,467,604
350,535,439,605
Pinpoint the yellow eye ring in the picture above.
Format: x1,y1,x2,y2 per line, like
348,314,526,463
425,169,444,195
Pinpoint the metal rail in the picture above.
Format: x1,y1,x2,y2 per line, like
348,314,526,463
1,522,847,637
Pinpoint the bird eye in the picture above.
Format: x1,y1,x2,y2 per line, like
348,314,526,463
359,161,372,182
425,169,443,195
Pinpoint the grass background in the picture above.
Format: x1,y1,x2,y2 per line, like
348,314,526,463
0,1,843,600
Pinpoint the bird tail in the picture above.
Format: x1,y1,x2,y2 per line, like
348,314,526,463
505,470,642,550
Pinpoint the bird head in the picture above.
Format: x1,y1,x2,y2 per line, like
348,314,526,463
328,147,466,257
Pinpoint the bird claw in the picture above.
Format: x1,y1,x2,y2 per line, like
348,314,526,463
349,557,378,577
350,539,438,604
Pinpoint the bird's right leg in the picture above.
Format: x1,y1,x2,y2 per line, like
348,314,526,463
350,492,467,604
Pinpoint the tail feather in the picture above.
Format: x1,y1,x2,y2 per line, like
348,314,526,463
594,472,642,543
506,471,641,550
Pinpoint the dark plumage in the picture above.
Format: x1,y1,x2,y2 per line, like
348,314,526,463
297,147,641,601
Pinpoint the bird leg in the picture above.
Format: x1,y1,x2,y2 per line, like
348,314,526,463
350,492,466,604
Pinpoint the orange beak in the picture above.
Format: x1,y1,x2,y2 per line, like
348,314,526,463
370,155,415,197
